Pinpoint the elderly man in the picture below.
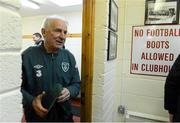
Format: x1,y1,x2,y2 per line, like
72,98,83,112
21,15,80,122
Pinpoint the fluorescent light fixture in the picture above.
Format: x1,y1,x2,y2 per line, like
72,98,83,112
21,0,40,9
50,0,82,7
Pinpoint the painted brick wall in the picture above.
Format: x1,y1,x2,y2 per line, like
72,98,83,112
93,0,168,122
112,0,126,122
92,0,117,121
114,0,168,121
0,0,22,122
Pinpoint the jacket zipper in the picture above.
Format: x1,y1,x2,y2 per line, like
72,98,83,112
51,53,54,87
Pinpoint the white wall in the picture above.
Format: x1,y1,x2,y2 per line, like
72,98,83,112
114,0,169,121
22,12,82,75
92,0,117,121
93,0,170,122
22,12,82,34
0,0,22,122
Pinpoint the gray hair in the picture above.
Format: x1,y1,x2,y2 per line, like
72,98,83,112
41,15,68,28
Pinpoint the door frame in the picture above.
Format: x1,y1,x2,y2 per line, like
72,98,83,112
81,0,95,122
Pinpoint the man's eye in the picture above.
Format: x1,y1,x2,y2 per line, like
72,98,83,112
54,29,61,32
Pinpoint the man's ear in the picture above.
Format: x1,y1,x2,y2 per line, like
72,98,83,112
41,28,45,36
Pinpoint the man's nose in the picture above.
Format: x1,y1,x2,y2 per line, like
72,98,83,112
59,32,66,39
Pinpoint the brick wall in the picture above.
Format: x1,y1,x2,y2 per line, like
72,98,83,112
0,0,22,122
92,0,117,121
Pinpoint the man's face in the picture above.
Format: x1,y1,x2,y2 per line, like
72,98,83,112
42,19,67,51
32,35,40,42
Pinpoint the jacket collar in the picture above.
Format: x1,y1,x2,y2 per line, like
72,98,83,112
40,42,62,56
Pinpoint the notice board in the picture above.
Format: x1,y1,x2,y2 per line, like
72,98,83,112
131,25,180,76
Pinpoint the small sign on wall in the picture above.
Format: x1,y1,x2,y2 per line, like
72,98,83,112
131,25,180,76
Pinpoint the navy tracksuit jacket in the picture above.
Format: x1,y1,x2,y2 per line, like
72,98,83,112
21,44,80,121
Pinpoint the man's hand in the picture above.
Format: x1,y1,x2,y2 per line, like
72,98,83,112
57,88,70,102
169,113,173,122
32,91,48,118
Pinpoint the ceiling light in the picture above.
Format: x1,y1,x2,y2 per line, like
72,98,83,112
21,0,40,9
50,0,82,7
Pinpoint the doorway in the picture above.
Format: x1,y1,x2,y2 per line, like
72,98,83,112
80,0,95,122
20,0,95,122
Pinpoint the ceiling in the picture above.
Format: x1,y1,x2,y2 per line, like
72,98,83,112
19,0,82,17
